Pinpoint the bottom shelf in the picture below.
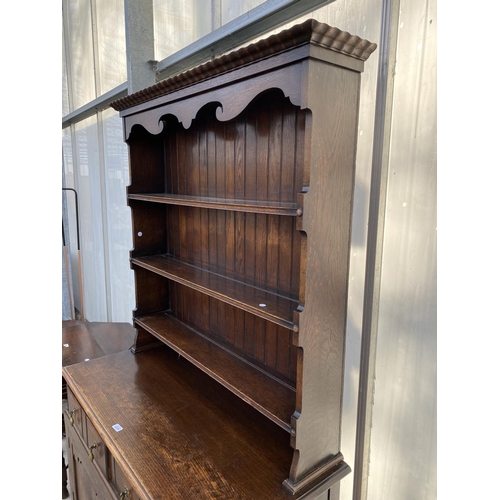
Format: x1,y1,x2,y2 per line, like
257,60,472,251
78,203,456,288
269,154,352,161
63,347,294,500
134,312,296,432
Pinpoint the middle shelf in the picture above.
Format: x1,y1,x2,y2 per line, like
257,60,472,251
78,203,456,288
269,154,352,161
134,312,296,432
131,254,299,330
128,193,301,216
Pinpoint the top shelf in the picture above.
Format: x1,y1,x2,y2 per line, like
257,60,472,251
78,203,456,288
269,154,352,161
128,193,301,216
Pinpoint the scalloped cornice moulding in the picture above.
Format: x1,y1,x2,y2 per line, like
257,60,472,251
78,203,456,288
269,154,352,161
121,64,305,138
110,19,377,115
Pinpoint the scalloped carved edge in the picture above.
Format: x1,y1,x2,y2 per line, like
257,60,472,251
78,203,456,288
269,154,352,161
111,19,376,113
124,65,302,139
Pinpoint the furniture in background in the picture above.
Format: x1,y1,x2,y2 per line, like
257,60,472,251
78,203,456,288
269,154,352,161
63,20,376,499
62,321,136,401
62,321,136,498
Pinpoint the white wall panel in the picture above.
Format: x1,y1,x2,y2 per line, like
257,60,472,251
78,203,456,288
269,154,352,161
95,0,127,94
63,128,81,313
64,0,96,111
63,109,133,324
74,116,108,321
101,107,135,323
62,24,70,117
220,0,266,25
153,0,212,61
367,0,437,498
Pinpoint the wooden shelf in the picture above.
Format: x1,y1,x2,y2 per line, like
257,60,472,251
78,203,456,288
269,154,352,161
63,20,376,500
131,255,299,330
128,193,301,216
135,312,295,431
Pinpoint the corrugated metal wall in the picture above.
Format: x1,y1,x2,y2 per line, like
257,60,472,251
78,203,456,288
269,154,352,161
366,0,436,498
298,1,437,498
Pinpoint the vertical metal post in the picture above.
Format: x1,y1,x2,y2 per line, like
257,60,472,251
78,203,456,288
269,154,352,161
124,0,156,93
63,188,85,321
62,221,74,320
352,0,400,498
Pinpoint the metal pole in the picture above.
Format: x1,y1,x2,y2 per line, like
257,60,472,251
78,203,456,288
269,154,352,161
62,221,74,320
62,188,85,321
352,0,400,498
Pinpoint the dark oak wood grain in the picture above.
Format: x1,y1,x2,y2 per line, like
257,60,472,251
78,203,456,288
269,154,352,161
166,282,298,382
62,323,107,367
83,322,136,355
131,254,298,329
62,320,136,394
65,19,376,500
64,347,294,500
65,416,117,500
128,193,300,215
62,320,138,499
134,312,295,430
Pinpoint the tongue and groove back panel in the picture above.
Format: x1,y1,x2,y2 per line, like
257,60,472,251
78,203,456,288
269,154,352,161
129,90,305,385
65,19,379,499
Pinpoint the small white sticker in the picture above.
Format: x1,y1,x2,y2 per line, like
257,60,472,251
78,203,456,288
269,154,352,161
84,358,90,362
63,344,69,348
112,424,123,432
259,303,267,307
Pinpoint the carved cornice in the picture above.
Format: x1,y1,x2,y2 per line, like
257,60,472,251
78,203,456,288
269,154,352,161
111,19,377,113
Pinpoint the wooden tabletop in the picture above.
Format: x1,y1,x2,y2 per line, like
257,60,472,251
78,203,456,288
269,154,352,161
63,346,295,500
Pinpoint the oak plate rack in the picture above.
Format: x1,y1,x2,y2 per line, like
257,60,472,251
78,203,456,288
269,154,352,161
63,19,376,500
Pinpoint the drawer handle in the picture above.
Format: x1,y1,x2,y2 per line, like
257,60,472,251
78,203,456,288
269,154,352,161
88,442,99,462
119,487,130,499
68,409,78,426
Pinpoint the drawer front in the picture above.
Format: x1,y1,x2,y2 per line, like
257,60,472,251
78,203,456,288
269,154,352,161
86,415,108,478
66,388,140,500
68,421,116,500
110,457,139,500
67,389,85,438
